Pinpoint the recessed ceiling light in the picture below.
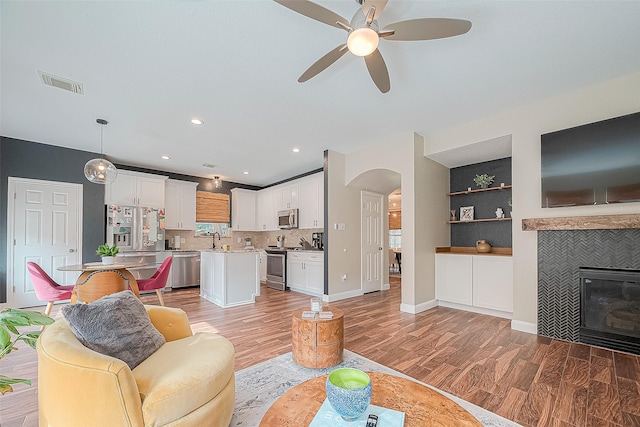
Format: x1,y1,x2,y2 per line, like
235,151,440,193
161,155,170,160
292,148,300,153
243,171,249,175
191,118,203,125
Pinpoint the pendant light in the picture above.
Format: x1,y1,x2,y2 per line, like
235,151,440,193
84,118,118,184
213,176,223,189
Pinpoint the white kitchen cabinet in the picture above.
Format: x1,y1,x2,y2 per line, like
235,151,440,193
105,170,167,207
256,189,277,231
231,188,256,231
287,251,324,296
287,254,306,290
435,254,473,305
273,183,298,210
165,179,197,230
473,256,513,313
200,250,260,308
298,173,324,229
435,253,513,317
305,256,324,294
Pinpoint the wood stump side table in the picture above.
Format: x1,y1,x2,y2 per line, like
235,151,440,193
292,307,344,368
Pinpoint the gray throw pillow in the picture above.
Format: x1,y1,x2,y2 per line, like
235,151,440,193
62,290,166,369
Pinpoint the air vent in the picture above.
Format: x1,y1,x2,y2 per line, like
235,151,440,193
38,71,84,94
202,163,217,168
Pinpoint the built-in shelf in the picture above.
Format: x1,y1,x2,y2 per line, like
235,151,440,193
449,218,512,224
447,185,512,196
436,246,513,256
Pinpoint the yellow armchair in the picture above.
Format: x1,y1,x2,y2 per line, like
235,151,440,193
37,305,235,427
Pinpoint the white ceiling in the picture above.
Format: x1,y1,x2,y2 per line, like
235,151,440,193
2,1,639,187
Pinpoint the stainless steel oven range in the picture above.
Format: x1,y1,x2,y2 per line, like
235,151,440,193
265,247,288,290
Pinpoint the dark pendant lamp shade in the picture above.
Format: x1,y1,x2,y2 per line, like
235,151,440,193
84,118,118,184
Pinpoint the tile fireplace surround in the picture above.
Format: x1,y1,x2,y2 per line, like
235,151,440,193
523,214,640,350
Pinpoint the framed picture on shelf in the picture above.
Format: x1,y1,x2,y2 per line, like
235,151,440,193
460,206,474,221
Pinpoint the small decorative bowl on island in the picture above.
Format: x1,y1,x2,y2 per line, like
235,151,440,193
325,368,372,421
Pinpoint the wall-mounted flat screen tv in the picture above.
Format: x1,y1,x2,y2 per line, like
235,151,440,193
541,112,640,208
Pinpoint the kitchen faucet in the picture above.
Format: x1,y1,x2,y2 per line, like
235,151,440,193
211,232,221,249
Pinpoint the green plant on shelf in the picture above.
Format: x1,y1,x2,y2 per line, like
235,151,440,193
473,174,495,188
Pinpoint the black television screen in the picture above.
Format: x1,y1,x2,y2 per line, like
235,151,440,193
541,112,640,208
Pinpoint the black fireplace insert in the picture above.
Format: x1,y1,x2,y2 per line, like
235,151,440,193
580,267,640,355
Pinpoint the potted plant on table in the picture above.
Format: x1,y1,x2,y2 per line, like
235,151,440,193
96,243,119,265
0,308,54,394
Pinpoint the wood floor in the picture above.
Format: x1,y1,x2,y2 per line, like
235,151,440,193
2,278,640,427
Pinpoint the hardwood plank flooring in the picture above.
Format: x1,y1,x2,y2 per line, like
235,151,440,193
2,278,640,426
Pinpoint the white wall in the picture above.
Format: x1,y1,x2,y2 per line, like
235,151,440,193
425,72,640,326
329,133,449,312
326,150,363,298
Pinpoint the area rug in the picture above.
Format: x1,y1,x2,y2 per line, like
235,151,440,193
232,350,521,426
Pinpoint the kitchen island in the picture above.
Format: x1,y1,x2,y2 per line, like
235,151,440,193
200,250,260,308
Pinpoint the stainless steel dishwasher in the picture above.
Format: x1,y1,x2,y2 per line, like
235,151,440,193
172,251,201,288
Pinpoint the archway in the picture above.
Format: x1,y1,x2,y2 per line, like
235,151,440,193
346,168,402,298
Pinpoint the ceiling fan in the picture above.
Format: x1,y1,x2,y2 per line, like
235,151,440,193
274,0,472,93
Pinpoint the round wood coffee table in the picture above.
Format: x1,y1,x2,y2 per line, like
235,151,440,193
292,307,344,368
259,371,482,426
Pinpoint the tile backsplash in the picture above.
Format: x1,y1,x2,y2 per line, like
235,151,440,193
165,228,323,251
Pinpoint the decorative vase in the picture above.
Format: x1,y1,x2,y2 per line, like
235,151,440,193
480,184,488,188
101,256,115,265
475,240,492,253
325,368,372,421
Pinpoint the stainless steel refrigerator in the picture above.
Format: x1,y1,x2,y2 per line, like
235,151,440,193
106,205,166,280
106,205,165,251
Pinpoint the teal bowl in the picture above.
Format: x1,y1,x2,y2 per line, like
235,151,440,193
325,368,372,421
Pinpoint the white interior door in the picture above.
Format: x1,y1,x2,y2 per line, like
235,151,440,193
8,178,82,308
361,191,383,293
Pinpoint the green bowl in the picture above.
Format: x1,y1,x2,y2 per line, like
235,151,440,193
325,368,372,421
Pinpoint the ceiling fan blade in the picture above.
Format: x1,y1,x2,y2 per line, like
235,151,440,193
382,18,472,41
274,0,349,29
364,49,390,93
298,44,349,83
362,0,388,21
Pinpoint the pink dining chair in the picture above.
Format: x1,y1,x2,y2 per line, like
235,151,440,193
136,256,172,306
26,262,75,316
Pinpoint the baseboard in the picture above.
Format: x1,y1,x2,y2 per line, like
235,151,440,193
382,283,390,290
325,288,364,302
511,320,538,335
288,286,323,298
438,301,512,320
400,299,438,314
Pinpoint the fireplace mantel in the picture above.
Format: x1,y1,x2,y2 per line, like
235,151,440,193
522,214,640,231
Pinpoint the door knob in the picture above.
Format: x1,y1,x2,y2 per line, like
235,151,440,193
68,249,75,253
378,247,382,250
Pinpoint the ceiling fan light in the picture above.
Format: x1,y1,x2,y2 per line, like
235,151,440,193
347,27,379,56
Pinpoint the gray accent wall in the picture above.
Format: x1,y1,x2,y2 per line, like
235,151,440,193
0,137,106,303
449,157,512,248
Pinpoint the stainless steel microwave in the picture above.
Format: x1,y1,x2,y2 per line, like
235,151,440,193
278,209,298,229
